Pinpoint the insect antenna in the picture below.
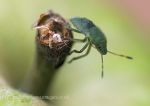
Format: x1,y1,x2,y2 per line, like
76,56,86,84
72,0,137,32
108,51,133,59
101,55,104,78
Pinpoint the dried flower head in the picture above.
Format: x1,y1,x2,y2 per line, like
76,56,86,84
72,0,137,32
34,10,73,68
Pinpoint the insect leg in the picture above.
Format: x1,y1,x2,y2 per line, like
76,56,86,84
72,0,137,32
64,24,81,33
69,28,81,33
69,42,89,55
66,37,88,43
68,43,91,63
101,55,104,78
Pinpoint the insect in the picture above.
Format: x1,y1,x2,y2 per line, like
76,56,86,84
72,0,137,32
66,17,133,78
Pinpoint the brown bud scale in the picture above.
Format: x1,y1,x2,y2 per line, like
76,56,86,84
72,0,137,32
35,10,73,69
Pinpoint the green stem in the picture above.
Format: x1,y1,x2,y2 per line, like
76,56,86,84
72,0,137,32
20,45,56,96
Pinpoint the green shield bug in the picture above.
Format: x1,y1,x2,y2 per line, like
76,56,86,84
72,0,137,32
66,17,133,78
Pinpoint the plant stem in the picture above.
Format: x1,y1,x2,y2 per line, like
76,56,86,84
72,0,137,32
20,10,73,96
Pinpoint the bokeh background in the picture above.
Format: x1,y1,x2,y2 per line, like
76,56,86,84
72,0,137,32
0,0,150,106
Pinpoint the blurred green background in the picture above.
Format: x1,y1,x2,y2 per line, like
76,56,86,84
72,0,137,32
0,0,150,106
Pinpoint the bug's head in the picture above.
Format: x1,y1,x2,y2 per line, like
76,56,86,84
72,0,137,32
96,44,107,55
70,17,94,32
